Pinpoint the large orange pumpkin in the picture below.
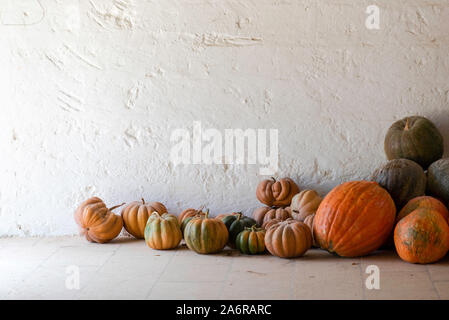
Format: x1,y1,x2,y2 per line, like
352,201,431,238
74,197,124,243
397,196,449,222
121,199,167,239
395,208,449,264
256,177,299,207
265,219,312,258
313,181,396,257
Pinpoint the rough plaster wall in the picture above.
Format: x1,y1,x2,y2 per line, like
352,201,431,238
1,0,449,236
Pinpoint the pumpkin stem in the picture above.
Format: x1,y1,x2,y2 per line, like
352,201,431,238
205,209,210,219
236,212,242,221
141,198,145,204
108,203,126,211
151,211,161,218
251,224,257,231
197,205,205,213
404,118,410,130
271,177,276,182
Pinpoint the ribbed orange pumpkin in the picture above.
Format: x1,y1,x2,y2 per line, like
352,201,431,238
144,212,182,250
215,212,241,220
314,181,396,257
253,207,292,227
395,208,449,264
265,219,312,258
256,177,299,207
178,207,205,225
290,190,322,222
397,196,449,222
121,199,167,239
74,197,124,243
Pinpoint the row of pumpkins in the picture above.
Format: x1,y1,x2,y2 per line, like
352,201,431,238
74,116,449,264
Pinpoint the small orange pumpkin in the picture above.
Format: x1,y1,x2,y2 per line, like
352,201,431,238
265,219,312,258
121,199,167,239
144,212,182,250
215,212,241,220
74,197,124,243
395,208,449,264
397,196,449,222
178,207,205,225
252,207,292,227
256,177,299,207
314,181,396,257
290,190,322,222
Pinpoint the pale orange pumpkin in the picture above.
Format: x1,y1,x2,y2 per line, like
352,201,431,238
121,199,167,239
264,219,312,258
74,197,124,243
178,207,205,224
303,213,318,247
253,206,291,227
256,177,299,207
290,190,322,222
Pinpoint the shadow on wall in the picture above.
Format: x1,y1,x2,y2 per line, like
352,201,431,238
430,110,449,159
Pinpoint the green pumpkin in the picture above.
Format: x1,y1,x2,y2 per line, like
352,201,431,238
235,226,266,255
370,159,426,209
428,159,449,203
184,210,229,254
384,116,443,169
221,213,257,247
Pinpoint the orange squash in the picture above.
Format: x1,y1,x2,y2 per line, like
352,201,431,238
252,206,291,227
74,197,124,243
395,208,449,264
397,196,449,222
178,207,205,225
256,177,299,207
290,190,322,222
215,212,241,220
265,219,312,258
144,212,182,250
314,181,396,257
121,199,167,239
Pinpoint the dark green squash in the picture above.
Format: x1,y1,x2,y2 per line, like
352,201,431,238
384,116,443,169
428,159,449,203
235,226,266,255
371,159,426,209
221,213,256,248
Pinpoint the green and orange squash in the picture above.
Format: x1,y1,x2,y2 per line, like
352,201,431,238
144,212,182,250
184,210,229,254
313,181,396,257
221,213,256,247
235,225,266,255
394,208,449,264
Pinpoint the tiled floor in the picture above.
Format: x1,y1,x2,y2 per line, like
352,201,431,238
1,236,448,300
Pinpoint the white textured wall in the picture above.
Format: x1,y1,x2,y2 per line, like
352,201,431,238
1,0,449,236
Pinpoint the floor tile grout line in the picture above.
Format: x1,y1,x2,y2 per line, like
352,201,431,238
357,258,365,300
217,254,234,300
144,252,177,299
426,265,441,300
